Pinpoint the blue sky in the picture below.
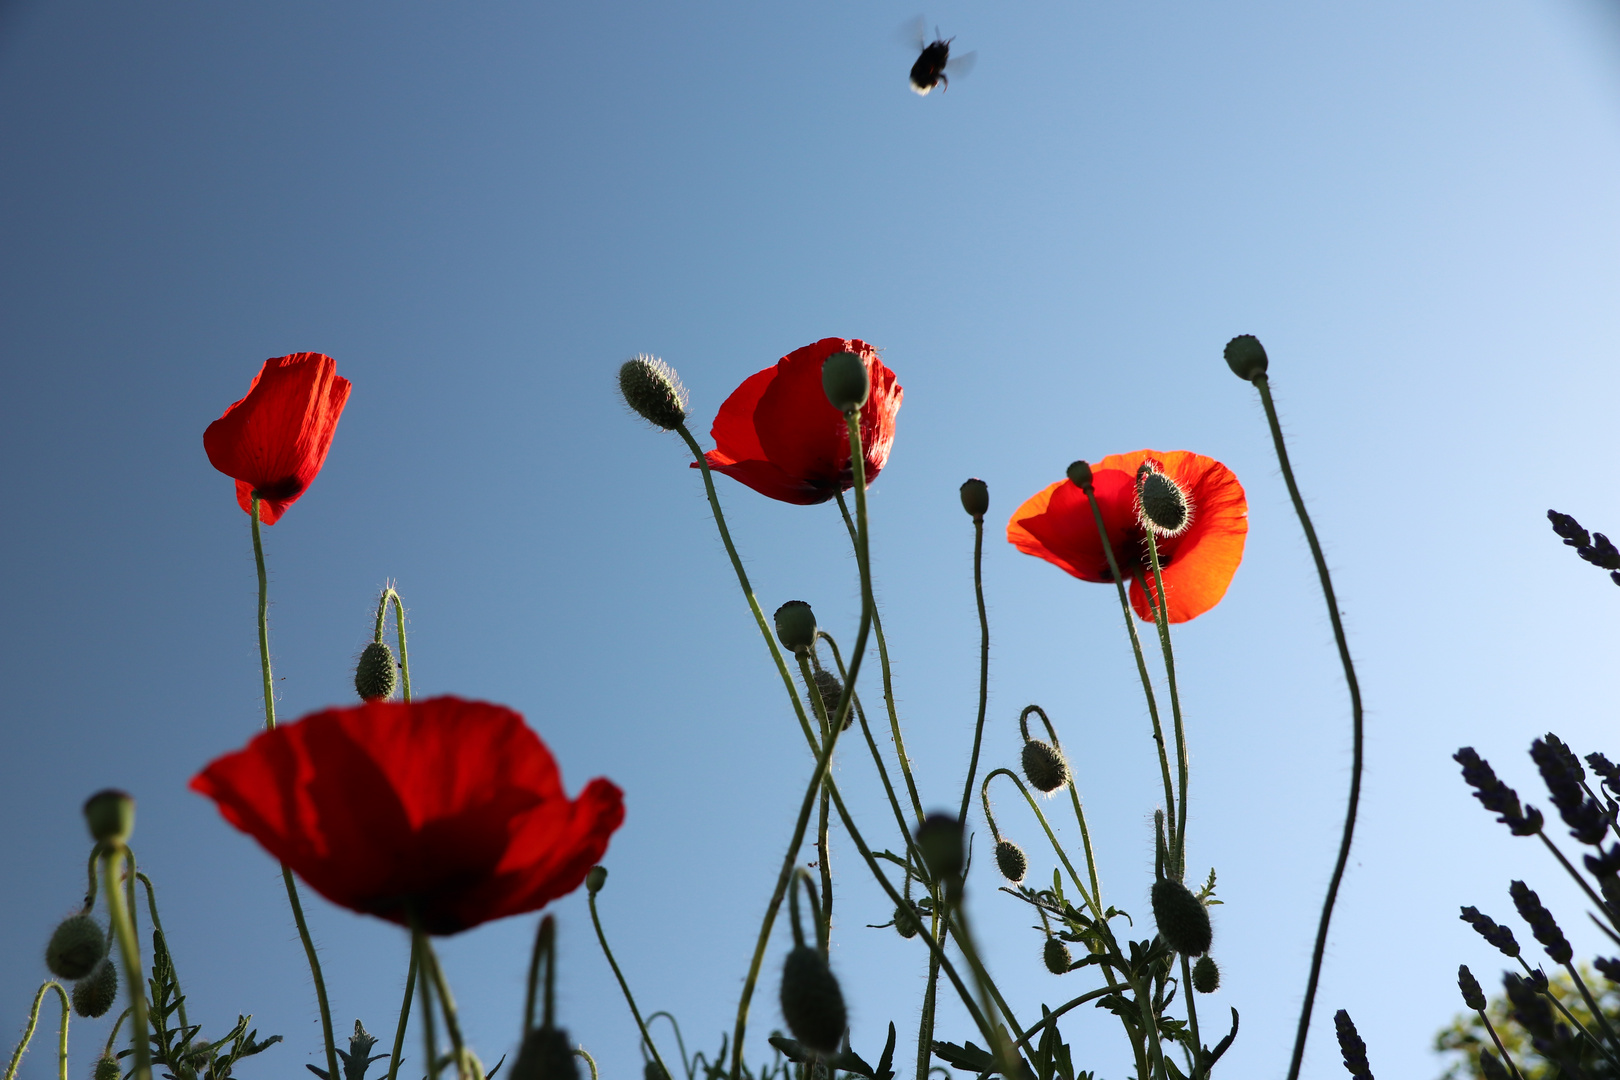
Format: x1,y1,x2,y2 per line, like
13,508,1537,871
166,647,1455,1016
3,2,1619,1077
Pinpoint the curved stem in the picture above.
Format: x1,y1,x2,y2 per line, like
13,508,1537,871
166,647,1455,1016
1021,708,1106,916
589,892,675,1080
103,848,150,1080
4,983,68,1080
1251,376,1365,1080
574,1049,599,1080
981,770,1094,914
417,935,481,1080
957,515,991,827
374,587,413,702
135,873,189,1038
386,938,418,1080
103,1009,132,1058
798,652,837,955
82,847,100,913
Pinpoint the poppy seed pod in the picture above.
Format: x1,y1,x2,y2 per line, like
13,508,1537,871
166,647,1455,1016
354,641,397,701
83,789,134,845
1043,938,1072,975
959,479,989,519
893,902,920,939
71,959,118,1018
994,839,1027,883
46,914,107,980
1151,879,1212,956
811,669,849,730
774,601,818,654
1223,335,1268,382
1021,740,1068,794
1192,955,1221,994
1065,461,1093,489
821,352,870,413
511,1026,580,1080
586,866,607,894
618,355,689,431
94,1054,121,1080
1137,470,1191,537
915,814,965,889
779,944,847,1055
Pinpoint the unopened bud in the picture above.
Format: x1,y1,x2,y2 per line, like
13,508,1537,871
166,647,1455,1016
915,814,964,893
892,902,920,939
1192,955,1221,994
1151,879,1212,956
1223,335,1268,381
779,945,847,1055
93,1055,121,1080
644,1062,670,1080
959,479,989,519
1066,461,1093,489
994,839,1026,883
1137,469,1191,537
1021,740,1068,794
618,356,689,431
1458,964,1486,1011
586,866,607,894
774,601,817,653
811,669,849,730
1043,938,1071,974
46,914,108,980
355,641,397,701
821,352,870,413
511,1027,580,1080
83,790,134,845
71,959,118,1018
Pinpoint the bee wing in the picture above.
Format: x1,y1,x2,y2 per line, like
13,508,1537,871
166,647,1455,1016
945,50,977,77
897,15,928,51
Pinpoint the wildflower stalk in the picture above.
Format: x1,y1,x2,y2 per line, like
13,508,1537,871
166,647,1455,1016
1562,964,1620,1050
675,427,820,754
1077,481,1177,855
574,1049,599,1080
1537,832,1619,931
102,847,150,1080
982,769,1094,912
373,586,413,701
917,954,940,1080
417,937,439,1080
249,494,342,1080
1244,377,1366,1080
1021,708,1106,916
416,933,481,1080
1178,953,1203,1070
836,492,925,823
1141,528,1189,880
946,906,1019,1077
136,873,189,1038
82,847,99,912
102,1010,131,1060
386,939,418,1080
588,890,675,1080
957,507,991,827
728,412,878,1080
798,653,837,955
3,982,68,1080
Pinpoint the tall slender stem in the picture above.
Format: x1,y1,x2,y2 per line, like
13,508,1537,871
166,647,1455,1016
3,983,68,1080
957,514,991,826
417,935,481,1080
982,769,1094,913
800,654,836,956
374,587,413,702
589,893,676,1080
250,494,341,1080
386,938,418,1080
1178,954,1203,1074
1140,528,1188,879
418,935,439,1080
1249,376,1366,1080
136,873,189,1038
103,848,150,1080
916,951,940,1080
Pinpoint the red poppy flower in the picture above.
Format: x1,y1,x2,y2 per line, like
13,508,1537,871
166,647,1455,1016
190,696,624,935
698,338,902,505
1007,450,1248,624
203,353,352,525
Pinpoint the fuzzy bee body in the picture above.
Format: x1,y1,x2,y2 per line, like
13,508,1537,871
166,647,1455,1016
910,37,953,95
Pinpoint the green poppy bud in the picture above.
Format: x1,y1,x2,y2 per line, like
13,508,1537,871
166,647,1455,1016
511,1027,580,1080
1192,955,1221,994
1043,938,1072,975
1066,461,1093,489
643,1062,670,1080
83,789,134,845
811,669,849,730
45,914,108,980
355,641,397,701
779,945,847,1055
1137,470,1191,537
959,479,989,519
915,814,964,895
1151,879,1212,956
994,839,1026,883
72,959,118,1018
586,866,607,895
1021,740,1068,794
93,1054,121,1080
893,902,920,939
619,355,689,431
1223,335,1268,382
821,352,870,413
774,601,817,654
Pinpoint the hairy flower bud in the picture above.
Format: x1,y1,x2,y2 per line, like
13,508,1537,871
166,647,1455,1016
354,641,397,701
811,669,849,730
959,479,989,519
774,601,818,654
45,914,108,980
1457,965,1486,1011
1151,879,1212,956
644,1062,670,1080
83,790,134,845
1065,460,1093,489
1021,740,1068,794
821,352,870,413
994,839,1027,883
93,1054,121,1080
618,356,688,431
1043,937,1071,975
1137,469,1191,537
892,902,920,939
511,1027,580,1080
71,959,117,1018
779,945,847,1055
915,814,964,895
586,866,607,894
1223,335,1268,382
1192,955,1220,994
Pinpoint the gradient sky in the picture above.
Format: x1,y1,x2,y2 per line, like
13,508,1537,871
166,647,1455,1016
3,2,1619,1078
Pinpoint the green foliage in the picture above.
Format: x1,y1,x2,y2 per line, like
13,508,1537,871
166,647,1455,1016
1435,967,1620,1080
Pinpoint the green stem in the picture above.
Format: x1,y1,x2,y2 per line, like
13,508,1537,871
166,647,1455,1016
418,934,439,1080
386,938,418,1080
676,426,819,754
946,908,1019,1077
103,848,150,1080
135,873,189,1038
523,917,548,1037
588,892,675,1080
957,515,991,827
374,587,413,702
916,950,940,1080
1538,832,1618,932
835,491,925,824
1251,375,1365,1080
1020,707,1106,916
250,493,342,1080
103,1009,131,1059
417,934,482,1080
1078,482,1178,857
1178,954,1202,1076
82,847,100,913
1140,528,1188,880
574,1049,599,1080
798,652,837,956
981,770,1094,915
3,983,68,1080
